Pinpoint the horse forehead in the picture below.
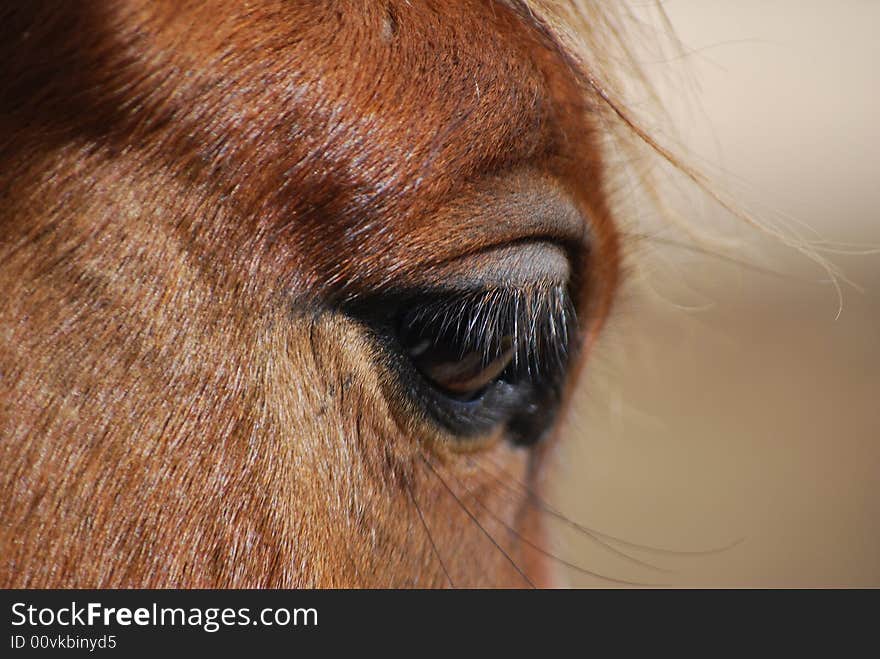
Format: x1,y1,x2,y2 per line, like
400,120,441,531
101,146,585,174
150,0,562,201
108,1,583,293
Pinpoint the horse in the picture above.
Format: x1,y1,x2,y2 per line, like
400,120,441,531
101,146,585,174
1,0,658,587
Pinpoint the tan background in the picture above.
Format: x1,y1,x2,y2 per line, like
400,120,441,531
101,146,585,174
552,1,880,586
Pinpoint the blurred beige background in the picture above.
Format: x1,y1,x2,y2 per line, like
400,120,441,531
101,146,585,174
552,1,880,586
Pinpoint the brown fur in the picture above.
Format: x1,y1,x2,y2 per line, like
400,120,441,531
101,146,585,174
0,1,620,587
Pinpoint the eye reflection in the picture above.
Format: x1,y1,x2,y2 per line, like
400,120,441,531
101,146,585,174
405,333,515,398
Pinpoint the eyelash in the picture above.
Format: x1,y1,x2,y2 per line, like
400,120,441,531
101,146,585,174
398,282,576,389
346,281,577,443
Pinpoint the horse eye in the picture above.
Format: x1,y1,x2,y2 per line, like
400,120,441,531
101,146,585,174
353,283,577,445
401,319,516,399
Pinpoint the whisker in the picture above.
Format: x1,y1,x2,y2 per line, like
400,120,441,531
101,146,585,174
482,455,745,557
443,460,667,586
405,478,455,588
420,456,535,588
468,456,674,573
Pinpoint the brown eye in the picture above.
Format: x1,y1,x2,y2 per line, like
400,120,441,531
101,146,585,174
359,282,577,444
404,330,515,398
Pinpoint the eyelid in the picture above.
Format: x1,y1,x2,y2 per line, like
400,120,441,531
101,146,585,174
427,170,589,250
408,240,572,291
